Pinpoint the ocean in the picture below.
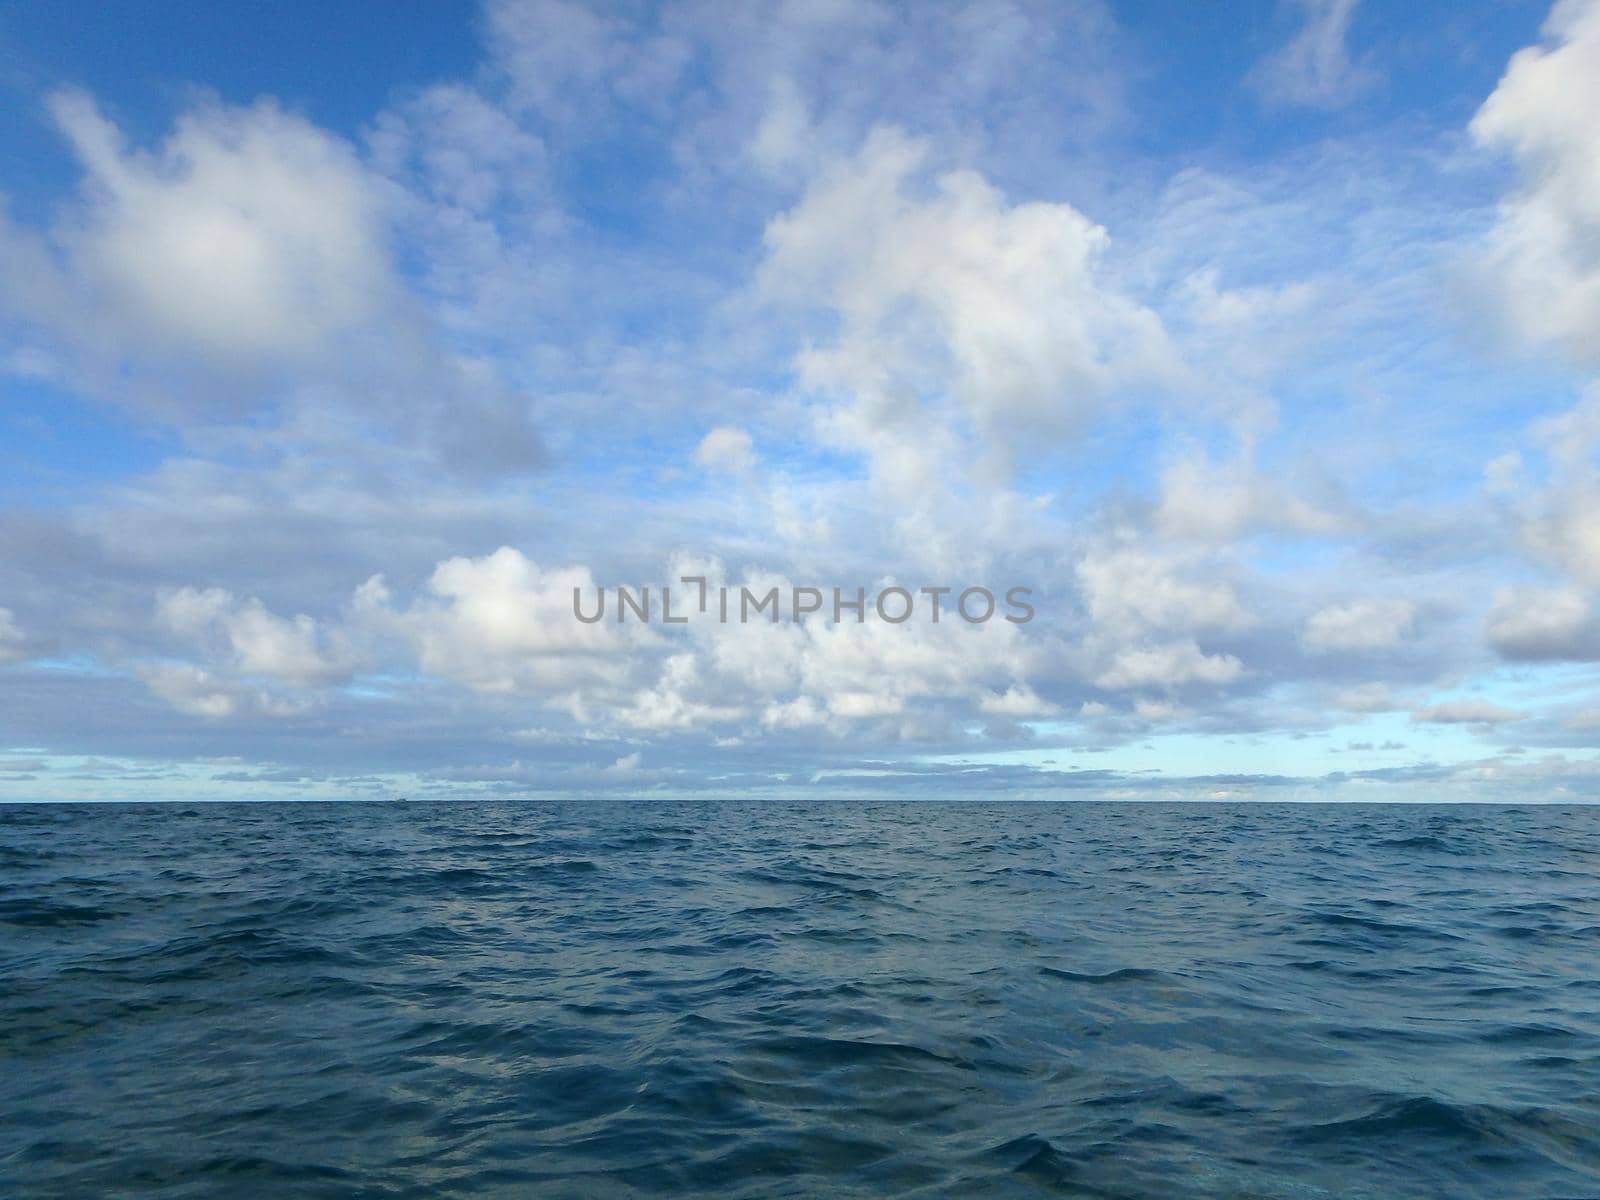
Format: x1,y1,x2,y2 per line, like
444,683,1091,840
2,800,1598,1198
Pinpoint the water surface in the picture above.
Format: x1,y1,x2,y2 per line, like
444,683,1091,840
3,801,1598,1197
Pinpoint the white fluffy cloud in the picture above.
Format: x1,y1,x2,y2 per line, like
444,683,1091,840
1471,0,1600,361
376,548,648,703
760,128,1174,495
40,91,396,369
136,662,311,720
0,88,546,479
1077,545,1250,640
1094,639,1243,691
157,587,357,688
1062,540,1254,695
136,663,243,719
979,685,1058,718
355,548,1051,739
626,563,1045,737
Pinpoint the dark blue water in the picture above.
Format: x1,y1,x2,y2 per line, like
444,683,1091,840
3,802,1599,1198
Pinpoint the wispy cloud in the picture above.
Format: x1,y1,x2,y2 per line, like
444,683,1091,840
1250,0,1377,109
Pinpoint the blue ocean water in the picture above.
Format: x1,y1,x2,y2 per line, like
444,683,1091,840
2,801,1598,1199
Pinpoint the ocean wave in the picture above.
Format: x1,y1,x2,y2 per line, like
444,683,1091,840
3,800,1599,1198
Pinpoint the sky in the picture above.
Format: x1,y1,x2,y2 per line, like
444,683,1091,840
1,0,1599,802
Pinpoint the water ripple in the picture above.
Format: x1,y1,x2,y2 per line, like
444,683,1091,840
2,800,1599,1198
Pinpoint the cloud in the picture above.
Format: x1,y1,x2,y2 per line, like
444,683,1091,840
615,653,747,732
5,2,1600,799
1067,539,1265,700
157,587,358,687
376,547,649,702
1412,700,1525,725
760,128,1174,496
485,0,688,125
1155,451,1347,542
0,608,25,664
1094,639,1243,691
694,426,755,473
135,662,310,720
1519,390,1600,588
1134,698,1180,722
0,89,543,476
478,0,1129,190
135,663,239,719
1303,597,1415,652
1250,0,1375,109
1486,584,1600,660
1470,0,1600,362
1077,545,1251,639
1335,682,1397,712
38,90,397,370
370,82,551,217
677,567,1044,737
978,685,1058,718
363,548,1052,740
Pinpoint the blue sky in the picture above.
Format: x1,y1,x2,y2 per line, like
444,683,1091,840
2,0,1599,801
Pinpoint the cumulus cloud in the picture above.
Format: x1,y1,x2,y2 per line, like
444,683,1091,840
1512,389,1600,588
1471,0,1600,362
355,547,1052,741
1094,639,1243,691
136,662,310,720
760,128,1174,496
0,89,544,476
1156,452,1346,542
158,587,357,687
681,569,1044,736
1303,597,1415,652
1134,698,1181,722
1077,545,1250,639
374,547,648,702
136,663,240,719
1486,584,1600,660
36,91,396,370
1485,386,1600,611
978,685,1058,718
1067,540,1256,698
616,653,747,732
